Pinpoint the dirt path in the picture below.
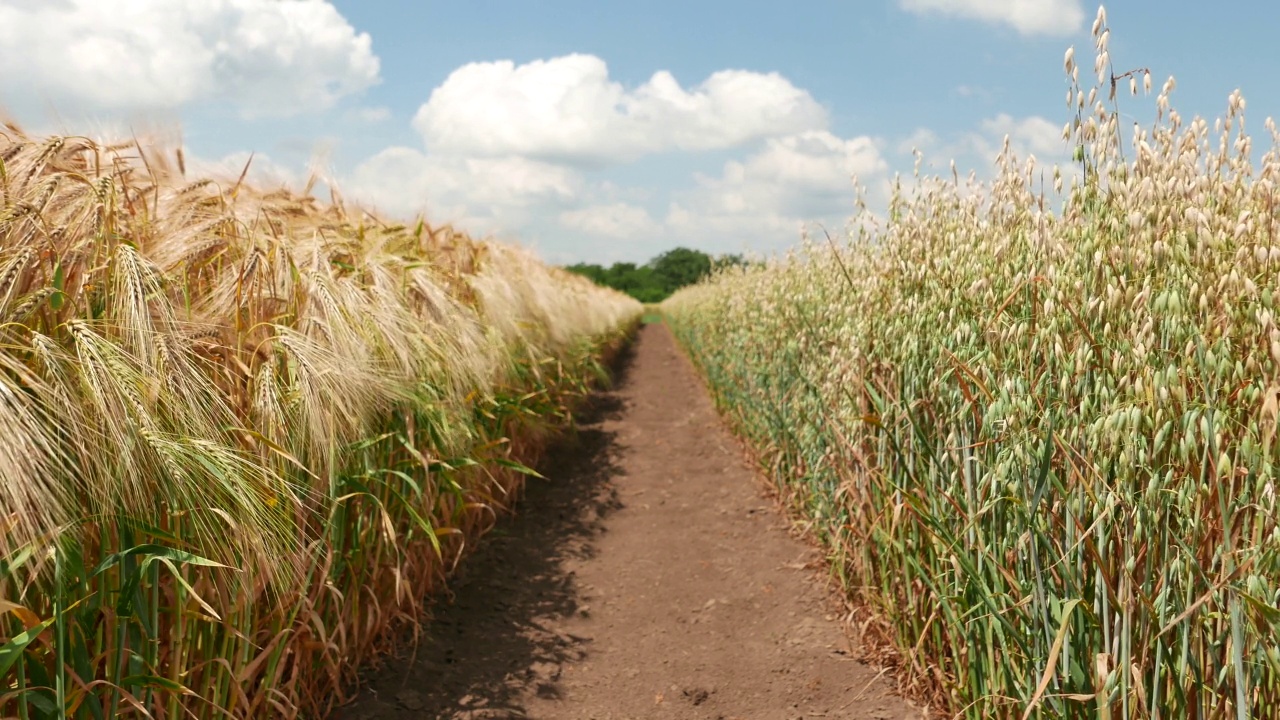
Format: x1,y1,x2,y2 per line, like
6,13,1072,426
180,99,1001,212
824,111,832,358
336,324,919,720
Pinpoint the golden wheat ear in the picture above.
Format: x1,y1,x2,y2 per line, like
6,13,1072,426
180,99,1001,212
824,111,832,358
1,112,640,719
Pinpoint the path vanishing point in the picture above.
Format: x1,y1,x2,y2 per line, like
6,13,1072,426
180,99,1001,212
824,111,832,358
337,323,921,720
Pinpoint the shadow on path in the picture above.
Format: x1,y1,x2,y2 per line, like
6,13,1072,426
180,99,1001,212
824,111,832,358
335,343,636,720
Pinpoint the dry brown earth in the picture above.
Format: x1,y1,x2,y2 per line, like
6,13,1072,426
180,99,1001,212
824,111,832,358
336,324,921,720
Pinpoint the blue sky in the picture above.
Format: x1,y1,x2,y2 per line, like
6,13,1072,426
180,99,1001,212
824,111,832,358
2,1,1277,264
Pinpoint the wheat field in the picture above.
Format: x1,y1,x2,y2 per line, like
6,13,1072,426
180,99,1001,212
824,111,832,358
0,122,640,718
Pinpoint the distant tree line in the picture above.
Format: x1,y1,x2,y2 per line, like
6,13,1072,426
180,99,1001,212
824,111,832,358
565,247,746,303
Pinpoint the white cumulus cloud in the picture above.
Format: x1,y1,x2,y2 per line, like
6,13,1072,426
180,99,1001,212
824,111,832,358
345,129,890,262
977,113,1067,159
0,0,380,117
900,114,1068,177
560,203,661,241
348,106,392,123
899,0,1084,36
185,150,302,190
657,131,890,256
695,131,888,219
411,54,828,166
348,147,580,233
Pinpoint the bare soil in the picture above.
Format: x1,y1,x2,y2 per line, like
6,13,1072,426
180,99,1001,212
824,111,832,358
335,324,920,720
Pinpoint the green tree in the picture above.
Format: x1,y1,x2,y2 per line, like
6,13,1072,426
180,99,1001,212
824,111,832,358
713,253,746,270
565,247,725,302
649,247,712,294
565,263,607,285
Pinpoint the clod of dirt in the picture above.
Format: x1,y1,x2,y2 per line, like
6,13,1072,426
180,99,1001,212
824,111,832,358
393,689,423,710
528,661,562,681
682,686,712,706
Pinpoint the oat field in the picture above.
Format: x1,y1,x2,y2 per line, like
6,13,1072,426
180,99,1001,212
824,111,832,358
666,9,1280,718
